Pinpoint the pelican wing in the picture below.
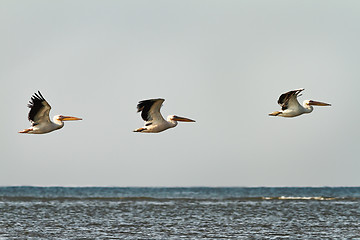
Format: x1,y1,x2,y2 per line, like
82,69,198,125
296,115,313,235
136,98,166,123
278,88,304,110
27,91,51,125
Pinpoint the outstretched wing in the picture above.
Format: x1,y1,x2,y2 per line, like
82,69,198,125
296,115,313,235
27,91,51,125
136,98,166,123
278,88,304,111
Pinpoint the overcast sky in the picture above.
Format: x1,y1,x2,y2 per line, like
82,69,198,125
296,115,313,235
1,0,360,187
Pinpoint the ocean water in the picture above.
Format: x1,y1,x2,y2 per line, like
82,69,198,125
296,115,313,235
0,187,359,239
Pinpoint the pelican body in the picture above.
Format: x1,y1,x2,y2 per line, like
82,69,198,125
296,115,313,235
19,91,82,134
134,98,195,133
269,88,331,117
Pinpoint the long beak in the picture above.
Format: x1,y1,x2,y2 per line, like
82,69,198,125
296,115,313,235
309,100,331,106
61,116,83,121
173,116,196,122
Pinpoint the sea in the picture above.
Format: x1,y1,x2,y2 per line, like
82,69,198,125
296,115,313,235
0,187,359,239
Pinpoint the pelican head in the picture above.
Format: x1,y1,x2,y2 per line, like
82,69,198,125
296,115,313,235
55,115,83,122
304,100,331,107
168,115,196,122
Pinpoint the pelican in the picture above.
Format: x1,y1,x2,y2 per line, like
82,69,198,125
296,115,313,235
134,98,195,133
19,91,82,134
269,88,331,117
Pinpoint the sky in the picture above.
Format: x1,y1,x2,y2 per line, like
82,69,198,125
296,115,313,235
1,0,360,187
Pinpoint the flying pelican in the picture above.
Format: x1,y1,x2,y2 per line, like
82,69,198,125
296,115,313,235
19,91,82,134
269,88,331,117
134,98,195,133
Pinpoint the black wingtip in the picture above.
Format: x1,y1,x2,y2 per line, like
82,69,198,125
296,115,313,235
37,90,45,100
27,91,46,108
136,98,164,121
33,91,45,101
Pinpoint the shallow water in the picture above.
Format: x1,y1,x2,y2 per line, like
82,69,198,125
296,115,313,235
0,187,359,239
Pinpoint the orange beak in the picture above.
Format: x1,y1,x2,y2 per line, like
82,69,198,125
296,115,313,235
60,116,83,121
308,100,331,106
172,116,196,122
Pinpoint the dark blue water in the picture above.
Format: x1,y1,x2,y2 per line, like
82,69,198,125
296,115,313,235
1,187,360,239
2,186,360,200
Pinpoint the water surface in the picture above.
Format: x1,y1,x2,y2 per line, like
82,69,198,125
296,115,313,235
1,187,359,239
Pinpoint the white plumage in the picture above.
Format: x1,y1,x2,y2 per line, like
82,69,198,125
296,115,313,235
19,91,82,134
134,98,195,133
269,88,331,118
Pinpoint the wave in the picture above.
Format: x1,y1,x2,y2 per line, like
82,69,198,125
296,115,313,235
262,196,337,201
1,187,360,202
1,196,359,202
